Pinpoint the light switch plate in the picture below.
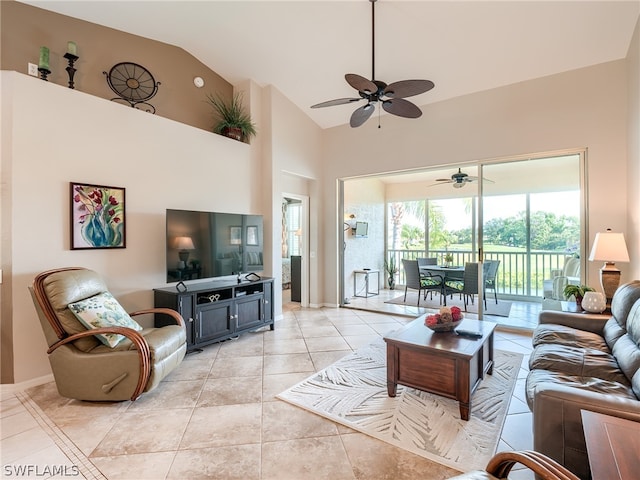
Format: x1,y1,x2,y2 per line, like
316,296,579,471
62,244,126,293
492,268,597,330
28,63,38,76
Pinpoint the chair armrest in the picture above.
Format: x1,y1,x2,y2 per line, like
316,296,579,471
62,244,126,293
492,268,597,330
486,450,580,480
532,384,640,478
130,308,185,327
538,310,609,334
46,327,151,401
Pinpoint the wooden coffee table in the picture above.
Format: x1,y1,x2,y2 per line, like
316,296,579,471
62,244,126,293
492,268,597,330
383,316,496,420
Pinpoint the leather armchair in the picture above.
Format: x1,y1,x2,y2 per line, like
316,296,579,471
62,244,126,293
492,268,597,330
31,267,187,401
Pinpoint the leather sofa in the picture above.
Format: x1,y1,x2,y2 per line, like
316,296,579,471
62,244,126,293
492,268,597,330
525,280,640,479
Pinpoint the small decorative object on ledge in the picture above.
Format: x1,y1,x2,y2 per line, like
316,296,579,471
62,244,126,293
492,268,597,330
63,41,79,89
103,62,160,113
38,46,51,81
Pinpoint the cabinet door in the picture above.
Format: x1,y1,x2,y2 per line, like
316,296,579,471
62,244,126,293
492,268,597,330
196,301,233,344
236,294,264,331
263,281,273,323
154,291,194,346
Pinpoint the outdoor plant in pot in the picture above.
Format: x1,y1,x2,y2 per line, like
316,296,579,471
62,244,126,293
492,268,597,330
384,256,399,290
563,284,595,310
206,92,257,143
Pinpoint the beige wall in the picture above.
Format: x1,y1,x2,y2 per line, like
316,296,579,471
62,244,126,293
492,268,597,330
0,1,232,133
322,59,632,305
627,18,640,281
267,86,324,309
2,73,256,383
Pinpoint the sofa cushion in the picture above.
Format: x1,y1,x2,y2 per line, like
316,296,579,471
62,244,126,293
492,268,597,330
529,343,630,385
612,299,640,397
532,324,609,351
68,292,143,348
525,369,636,410
605,281,640,347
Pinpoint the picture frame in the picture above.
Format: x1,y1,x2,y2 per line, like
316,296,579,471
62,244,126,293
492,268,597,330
230,226,242,245
247,226,259,246
70,182,126,249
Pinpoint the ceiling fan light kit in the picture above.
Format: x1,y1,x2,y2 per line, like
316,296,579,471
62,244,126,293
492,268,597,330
311,0,434,128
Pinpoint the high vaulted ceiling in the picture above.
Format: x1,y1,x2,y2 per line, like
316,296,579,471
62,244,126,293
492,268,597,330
21,1,639,129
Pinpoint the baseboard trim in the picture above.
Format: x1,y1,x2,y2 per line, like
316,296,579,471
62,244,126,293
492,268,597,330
1,374,54,399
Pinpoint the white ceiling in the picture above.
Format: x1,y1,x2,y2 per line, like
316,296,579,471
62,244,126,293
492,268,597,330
22,1,639,129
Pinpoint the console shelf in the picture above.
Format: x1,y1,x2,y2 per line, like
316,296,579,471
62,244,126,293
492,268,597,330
154,277,274,351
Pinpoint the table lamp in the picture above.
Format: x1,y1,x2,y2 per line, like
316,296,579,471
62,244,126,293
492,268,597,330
588,229,629,308
175,236,195,267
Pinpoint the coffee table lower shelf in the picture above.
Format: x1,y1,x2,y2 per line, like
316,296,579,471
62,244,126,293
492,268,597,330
384,317,496,421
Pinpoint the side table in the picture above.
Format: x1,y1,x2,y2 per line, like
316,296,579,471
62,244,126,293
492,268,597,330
581,410,640,480
353,269,379,298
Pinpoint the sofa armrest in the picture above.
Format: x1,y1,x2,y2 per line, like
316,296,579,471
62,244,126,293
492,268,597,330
538,310,609,334
532,384,640,479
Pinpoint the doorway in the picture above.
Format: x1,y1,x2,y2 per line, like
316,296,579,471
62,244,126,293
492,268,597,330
282,194,309,308
340,150,586,329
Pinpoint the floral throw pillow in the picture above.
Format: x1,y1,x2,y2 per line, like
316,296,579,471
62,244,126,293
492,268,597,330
68,292,142,348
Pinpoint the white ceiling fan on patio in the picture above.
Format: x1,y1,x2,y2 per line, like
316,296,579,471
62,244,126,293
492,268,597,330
430,168,494,189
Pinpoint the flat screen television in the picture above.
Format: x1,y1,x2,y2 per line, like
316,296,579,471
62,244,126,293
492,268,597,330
166,209,263,283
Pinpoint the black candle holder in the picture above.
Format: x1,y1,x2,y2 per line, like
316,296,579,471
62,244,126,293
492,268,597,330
63,53,79,89
38,67,51,82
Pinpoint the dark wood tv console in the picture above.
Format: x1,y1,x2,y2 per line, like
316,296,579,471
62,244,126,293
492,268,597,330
153,277,274,351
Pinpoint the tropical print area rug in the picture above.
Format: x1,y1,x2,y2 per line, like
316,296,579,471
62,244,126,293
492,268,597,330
277,339,522,472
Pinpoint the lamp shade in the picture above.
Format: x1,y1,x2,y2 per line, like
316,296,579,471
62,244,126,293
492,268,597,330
588,229,629,263
174,236,195,250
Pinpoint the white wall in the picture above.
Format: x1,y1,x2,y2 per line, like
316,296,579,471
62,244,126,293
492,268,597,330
627,18,639,281
3,72,258,383
321,60,631,305
267,86,324,309
343,178,385,298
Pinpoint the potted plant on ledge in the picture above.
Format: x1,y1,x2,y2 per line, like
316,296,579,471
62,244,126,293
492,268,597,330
206,92,257,143
563,284,595,311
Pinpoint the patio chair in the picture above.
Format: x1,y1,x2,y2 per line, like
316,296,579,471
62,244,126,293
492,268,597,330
443,262,479,310
30,267,187,402
416,257,438,268
402,259,443,306
543,256,580,300
484,259,500,307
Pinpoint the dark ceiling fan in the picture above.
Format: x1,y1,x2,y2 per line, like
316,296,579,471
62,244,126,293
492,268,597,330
310,0,434,128
430,168,495,189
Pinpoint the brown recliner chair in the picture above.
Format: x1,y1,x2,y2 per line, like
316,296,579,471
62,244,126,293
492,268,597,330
447,450,579,480
31,267,187,401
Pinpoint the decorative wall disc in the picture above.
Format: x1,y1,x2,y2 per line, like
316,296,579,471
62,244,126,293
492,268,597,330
103,62,160,113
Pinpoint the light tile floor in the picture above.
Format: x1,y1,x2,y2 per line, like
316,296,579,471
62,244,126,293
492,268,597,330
1,303,535,480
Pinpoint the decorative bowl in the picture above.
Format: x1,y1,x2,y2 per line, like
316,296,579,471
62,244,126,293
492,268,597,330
426,319,463,332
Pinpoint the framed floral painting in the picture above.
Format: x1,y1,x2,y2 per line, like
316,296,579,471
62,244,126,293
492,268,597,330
70,182,126,249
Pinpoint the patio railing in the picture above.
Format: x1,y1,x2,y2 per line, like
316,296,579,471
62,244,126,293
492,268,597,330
388,249,574,298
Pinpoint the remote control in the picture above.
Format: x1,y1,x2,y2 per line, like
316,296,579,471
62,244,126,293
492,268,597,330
455,329,483,339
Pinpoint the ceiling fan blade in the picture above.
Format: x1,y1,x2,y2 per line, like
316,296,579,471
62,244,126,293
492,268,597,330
345,74,378,95
350,103,375,128
311,97,363,108
427,181,453,187
382,98,422,118
383,79,435,99
435,178,454,182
